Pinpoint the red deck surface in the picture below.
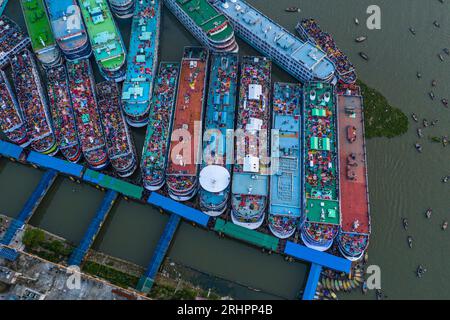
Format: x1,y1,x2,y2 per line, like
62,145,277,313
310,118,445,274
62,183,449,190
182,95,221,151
337,93,370,233
167,58,206,176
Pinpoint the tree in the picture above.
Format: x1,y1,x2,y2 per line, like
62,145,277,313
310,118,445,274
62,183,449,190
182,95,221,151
22,228,45,249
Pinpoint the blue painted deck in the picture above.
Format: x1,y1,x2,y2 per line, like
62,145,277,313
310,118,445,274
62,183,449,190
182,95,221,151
27,151,84,178
147,192,210,227
137,213,181,293
284,241,351,273
0,140,23,160
302,263,322,300
68,190,118,266
0,170,58,246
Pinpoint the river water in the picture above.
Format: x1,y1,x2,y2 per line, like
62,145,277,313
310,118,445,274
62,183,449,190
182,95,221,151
1,0,450,299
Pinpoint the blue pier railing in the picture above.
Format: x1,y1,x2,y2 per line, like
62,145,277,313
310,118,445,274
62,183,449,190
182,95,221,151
137,214,181,293
0,169,58,246
68,190,118,266
302,263,323,300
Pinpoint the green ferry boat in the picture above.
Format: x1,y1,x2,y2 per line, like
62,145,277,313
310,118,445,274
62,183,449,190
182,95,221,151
79,0,127,82
19,0,62,67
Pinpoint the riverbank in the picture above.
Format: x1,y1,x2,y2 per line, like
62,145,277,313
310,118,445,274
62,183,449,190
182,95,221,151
1,214,227,300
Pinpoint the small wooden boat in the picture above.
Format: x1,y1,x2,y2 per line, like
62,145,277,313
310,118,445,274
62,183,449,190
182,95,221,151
443,176,449,183
425,208,432,219
443,136,448,147
417,128,423,138
411,113,418,122
403,218,408,230
433,20,440,28
359,52,369,60
407,236,413,248
444,48,450,55
362,281,368,294
439,54,444,61
355,36,367,43
429,91,435,100
423,119,429,127
441,98,448,107
354,18,359,25
431,119,438,126
416,72,422,79
285,7,300,12
415,143,423,153
442,221,448,230
432,79,437,86
416,265,427,278
409,27,416,35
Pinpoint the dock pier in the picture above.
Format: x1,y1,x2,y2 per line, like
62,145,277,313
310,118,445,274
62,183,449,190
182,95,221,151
137,214,181,293
0,169,58,260
67,190,118,266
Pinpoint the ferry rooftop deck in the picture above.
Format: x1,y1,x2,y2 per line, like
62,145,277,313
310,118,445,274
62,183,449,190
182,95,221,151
213,0,335,81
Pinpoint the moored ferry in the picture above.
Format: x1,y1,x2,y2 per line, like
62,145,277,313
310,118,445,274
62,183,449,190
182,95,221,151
0,70,29,147
296,19,357,85
141,62,180,191
199,53,238,216
166,47,209,201
96,81,137,177
44,0,92,60
212,0,335,83
10,50,58,155
0,16,31,69
269,82,302,239
121,0,161,127
20,0,62,67
0,0,8,16
164,0,238,53
336,84,370,261
45,64,82,163
108,0,135,19
67,59,109,170
231,56,271,230
300,82,340,251
79,0,127,82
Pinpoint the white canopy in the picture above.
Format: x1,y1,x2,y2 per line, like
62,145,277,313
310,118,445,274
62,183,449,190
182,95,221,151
200,165,231,193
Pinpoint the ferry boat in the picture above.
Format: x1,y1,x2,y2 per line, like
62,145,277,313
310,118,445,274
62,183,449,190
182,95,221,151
108,0,135,19
67,59,109,170
0,16,31,69
211,0,336,83
10,50,58,155
121,0,161,127
0,70,29,147
296,19,357,84
0,0,8,16
45,64,82,163
19,0,62,68
300,82,340,251
44,0,92,61
268,82,302,239
336,84,370,261
96,81,137,177
164,0,238,53
79,0,127,82
141,62,180,191
231,56,271,230
199,53,238,216
166,47,209,201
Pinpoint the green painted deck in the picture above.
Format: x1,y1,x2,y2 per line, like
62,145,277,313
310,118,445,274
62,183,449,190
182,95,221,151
79,0,126,71
305,198,340,225
214,219,279,251
83,169,143,199
176,0,233,42
20,0,55,52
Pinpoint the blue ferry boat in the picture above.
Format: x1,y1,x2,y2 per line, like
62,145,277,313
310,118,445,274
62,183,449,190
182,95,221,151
44,0,92,61
108,0,135,19
141,62,180,191
231,56,271,230
199,53,238,216
122,0,161,127
268,83,303,239
211,0,336,83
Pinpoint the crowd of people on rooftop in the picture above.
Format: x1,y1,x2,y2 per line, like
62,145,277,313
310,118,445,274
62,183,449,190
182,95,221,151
11,50,55,153
67,59,107,163
339,233,369,256
268,215,298,237
232,195,266,222
0,74,28,144
300,19,356,84
142,64,179,188
46,65,79,151
96,82,135,173
304,221,339,243
0,17,30,67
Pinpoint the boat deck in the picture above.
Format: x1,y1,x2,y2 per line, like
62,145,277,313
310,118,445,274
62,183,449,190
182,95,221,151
166,49,207,177
337,89,369,234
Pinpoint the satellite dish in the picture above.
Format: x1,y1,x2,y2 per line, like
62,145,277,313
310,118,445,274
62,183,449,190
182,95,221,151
200,165,231,193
